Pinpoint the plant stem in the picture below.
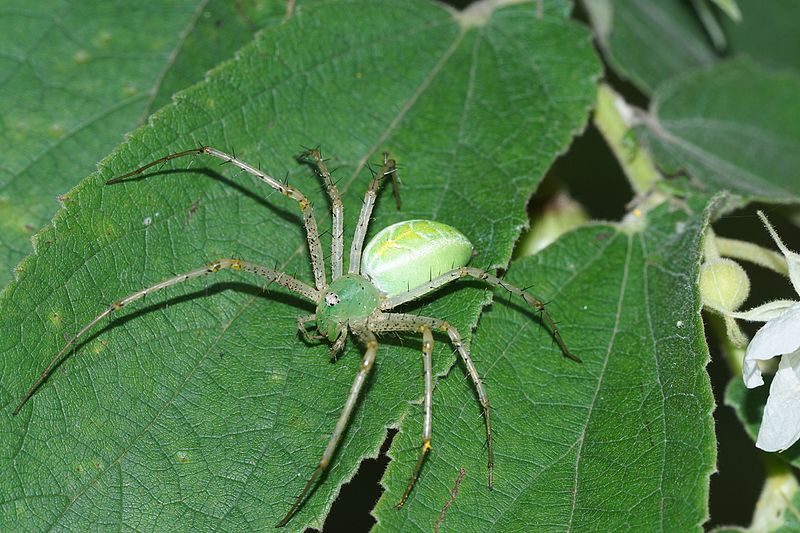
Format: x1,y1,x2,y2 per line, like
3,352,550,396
593,83,661,196
716,237,789,276
708,312,744,375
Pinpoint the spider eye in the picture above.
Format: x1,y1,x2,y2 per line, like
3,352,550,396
325,292,340,307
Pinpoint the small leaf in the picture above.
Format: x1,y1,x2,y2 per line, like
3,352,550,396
582,0,800,94
582,0,715,94
721,0,800,74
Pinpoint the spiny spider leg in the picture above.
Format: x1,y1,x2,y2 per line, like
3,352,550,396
348,153,398,274
394,325,434,509
389,155,402,210
13,259,317,416
108,146,328,291
330,328,348,356
276,328,379,528
301,149,344,280
371,151,402,209
382,266,580,363
367,312,493,502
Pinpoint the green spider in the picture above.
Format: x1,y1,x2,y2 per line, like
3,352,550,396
13,147,579,527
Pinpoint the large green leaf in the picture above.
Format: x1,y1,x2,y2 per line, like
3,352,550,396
376,199,716,531
721,0,800,75
582,0,800,95
638,60,800,203
582,0,715,94
0,0,287,288
0,1,600,530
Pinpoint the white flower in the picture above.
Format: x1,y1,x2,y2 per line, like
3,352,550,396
732,212,800,451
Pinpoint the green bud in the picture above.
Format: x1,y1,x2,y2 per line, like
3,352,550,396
699,258,750,312
516,191,588,257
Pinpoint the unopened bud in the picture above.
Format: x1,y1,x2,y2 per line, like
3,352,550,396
700,258,750,312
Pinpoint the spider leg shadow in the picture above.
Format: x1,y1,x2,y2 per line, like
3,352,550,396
53,281,315,377
112,167,300,228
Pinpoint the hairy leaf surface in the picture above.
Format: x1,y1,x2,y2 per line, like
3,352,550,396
0,1,600,530
639,60,800,203
377,200,716,531
0,0,287,287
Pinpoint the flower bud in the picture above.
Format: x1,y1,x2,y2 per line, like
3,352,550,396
516,191,588,257
700,258,751,312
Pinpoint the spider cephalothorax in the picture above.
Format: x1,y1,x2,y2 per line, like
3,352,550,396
315,274,381,342
13,147,578,527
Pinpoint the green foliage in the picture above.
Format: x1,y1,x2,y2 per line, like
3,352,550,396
583,0,715,94
720,0,800,73
583,0,800,93
1,0,600,530
2,0,798,531
638,60,800,202
378,201,715,531
0,0,288,287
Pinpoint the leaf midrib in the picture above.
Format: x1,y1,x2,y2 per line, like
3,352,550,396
481,228,623,532
139,0,212,122
565,231,632,532
643,111,793,197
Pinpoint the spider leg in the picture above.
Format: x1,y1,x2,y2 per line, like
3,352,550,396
395,325,434,509
387,152,402,210
381,266,580,362
301,149,344,280
348,153,398,274
107,147,328,291
13,258,318,416
330,328,348,357
368,313,494,494
297,314,325,342
276,328,378,527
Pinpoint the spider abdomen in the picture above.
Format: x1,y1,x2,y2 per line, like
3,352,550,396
361,220,473,297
